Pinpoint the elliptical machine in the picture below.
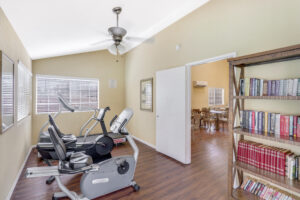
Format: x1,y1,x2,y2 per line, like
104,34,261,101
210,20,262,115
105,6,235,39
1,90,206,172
39,94,126,145
26,108,140,200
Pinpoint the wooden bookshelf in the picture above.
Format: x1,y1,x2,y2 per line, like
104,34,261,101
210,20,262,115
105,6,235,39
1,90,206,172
227,44,300,199
234,161,300,194
232,188,260,200
234,128,300,146
234,96,300,100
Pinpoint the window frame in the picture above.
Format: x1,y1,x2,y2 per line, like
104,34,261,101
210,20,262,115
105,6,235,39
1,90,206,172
35,74,100,115
17,61,32,122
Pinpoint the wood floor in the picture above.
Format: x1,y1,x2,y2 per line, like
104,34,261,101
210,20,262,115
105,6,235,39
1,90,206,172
11,128,229,200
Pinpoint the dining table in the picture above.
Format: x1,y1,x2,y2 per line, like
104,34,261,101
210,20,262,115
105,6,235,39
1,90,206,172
209,109,227,130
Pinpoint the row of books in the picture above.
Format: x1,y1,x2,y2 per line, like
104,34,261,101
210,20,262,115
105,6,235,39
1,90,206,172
237,140,300,179
239,78,300,96
241,177,296,200
240,110,300,137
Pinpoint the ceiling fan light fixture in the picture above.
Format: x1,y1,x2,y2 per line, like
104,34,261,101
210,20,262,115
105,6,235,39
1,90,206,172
108,44,126,55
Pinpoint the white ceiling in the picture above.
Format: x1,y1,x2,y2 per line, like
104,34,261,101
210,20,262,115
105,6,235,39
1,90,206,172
0,0,209,60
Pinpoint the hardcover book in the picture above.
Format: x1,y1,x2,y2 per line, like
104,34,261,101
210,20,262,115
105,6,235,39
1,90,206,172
256,79,260,96
297,78,300,96
267,80,272,96
280,115,285,136
263,80,268,96
260,79,264,96
270,113,276,133
293,78,298,96
254,78,257,96
288,79,294,96
289,115,294,137
271,80,276,96
283,79,288,96
279,79,284,96
293,116,297,137
275,114,280,135
264,112,268,133
275,80,280,96
297,117,300,138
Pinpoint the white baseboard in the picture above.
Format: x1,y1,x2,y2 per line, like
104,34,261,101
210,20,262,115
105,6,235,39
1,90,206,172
6,145,35,200
132,135,156,149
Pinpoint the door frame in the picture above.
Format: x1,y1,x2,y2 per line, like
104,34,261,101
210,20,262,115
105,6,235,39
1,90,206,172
185,52,236,158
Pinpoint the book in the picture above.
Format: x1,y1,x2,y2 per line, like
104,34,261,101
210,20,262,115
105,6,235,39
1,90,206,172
254,78,257,96
293,78,298,96
288,79,294,96
260,79,264,96
275,80,280,96
298,78,300,96
271,80,276,96
264,112,268,133
267,113,271,133
267,80,272,96
289,116,294,137
280,115,285,136
275,113,280,135
297,117,300,138
293,116,297,137
256,79,260,96
270,113,276,133
279,79,284,96
263,80,268,96
283,79,288,96
255,111,258,131
284,116,290,136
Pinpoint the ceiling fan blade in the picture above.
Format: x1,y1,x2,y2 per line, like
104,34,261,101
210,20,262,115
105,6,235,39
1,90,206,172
125,36,155,43
90,39,112,46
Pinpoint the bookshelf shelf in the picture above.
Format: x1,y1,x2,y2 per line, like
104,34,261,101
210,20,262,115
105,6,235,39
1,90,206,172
228,44,300,199
234,161,300,194
234,96,300,100
232,188,260,200
234,128,300,146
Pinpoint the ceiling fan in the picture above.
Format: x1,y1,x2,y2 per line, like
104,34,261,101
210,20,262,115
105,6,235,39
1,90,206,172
91,7,153,59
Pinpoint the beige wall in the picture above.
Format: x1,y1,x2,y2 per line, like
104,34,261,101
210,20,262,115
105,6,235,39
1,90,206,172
125,0,300,197
0,8,32,200
32,51,125,144
125,0,300,145
191,59,229,109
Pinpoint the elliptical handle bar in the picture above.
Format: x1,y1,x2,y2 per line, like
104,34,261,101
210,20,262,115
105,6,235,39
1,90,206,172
57,94,75,113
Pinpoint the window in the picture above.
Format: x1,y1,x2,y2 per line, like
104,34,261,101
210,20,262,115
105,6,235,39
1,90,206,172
18,62,32,121
208,88,224,106
36,75,99,114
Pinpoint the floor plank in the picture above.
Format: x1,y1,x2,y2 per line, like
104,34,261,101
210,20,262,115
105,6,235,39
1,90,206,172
11,127,229,200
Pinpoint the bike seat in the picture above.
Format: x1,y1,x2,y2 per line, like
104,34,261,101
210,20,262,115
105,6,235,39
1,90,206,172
69,152,93,170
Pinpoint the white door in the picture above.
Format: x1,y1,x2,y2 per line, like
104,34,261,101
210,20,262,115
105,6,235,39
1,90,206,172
156,66,191,164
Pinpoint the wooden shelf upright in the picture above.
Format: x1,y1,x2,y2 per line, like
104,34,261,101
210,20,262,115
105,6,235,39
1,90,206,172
227,44,300,199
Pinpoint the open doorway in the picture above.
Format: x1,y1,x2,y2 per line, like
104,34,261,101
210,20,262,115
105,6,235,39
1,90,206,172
191,59,229,136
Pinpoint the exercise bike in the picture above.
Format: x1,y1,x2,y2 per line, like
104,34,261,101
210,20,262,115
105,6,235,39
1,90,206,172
26,108,140,200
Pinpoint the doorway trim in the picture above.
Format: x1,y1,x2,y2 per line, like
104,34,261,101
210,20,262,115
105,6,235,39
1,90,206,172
185,52,236,162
